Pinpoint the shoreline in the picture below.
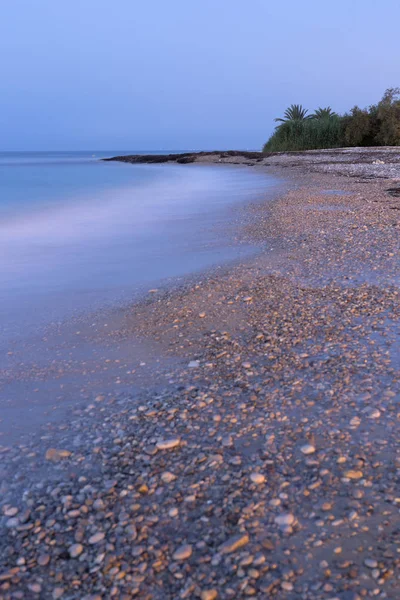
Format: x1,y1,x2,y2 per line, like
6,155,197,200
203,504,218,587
0,165,284,446
1,150,400,599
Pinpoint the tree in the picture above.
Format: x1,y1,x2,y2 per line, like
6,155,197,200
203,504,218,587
374,88,400,146
311,107,338,119
341,106,372,146
275,104,310,123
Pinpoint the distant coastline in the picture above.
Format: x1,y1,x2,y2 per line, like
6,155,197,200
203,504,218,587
104,147,400,179
103,150,264,165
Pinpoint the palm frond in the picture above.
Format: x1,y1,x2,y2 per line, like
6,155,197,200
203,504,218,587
311,107,338,119
275,104,309,123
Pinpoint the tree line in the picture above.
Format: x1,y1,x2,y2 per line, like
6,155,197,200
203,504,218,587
263,88,400,152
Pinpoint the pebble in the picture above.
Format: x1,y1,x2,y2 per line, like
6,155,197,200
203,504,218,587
364,558,378,569
250,472,265,484
161,471,176,483
281,582,294,591
88,532,105,545
300,443,316,455
38,554,50,566
344,470,363,480
3,506,18,517
188,360,200,368
45,448,72,461
275,513,295,527
219,534,249,554
5,517,19,528
172,544,193,561
93,498,105,510
69,544,84,558
156,438,181,450
28,583,42,594
366,408,381,419
201,591,218,600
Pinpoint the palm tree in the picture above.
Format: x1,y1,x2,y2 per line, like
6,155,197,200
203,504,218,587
275,104,310,123
311,107,338,119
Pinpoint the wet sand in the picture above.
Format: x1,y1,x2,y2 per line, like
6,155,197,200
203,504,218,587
1,150,399,599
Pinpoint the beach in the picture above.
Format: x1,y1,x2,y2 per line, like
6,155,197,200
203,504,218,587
1,149,400,599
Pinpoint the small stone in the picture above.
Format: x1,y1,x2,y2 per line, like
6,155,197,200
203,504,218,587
93,499,105,511
69,544,84,558
52,588,64,600
45,448,72,461
300,443,316,455
3,507,18,517
201,590,218,600
89,532,105,545
344,470,363,480
38,554,50,566
156,438,181,450
28,583,42,594
5,517,19,528
250,473,265,485
281,582,293,591
199,312,206,318
188,360,200,368
172,544,192,561
161,471,176,483
242,362,252,369
366,408,381,419
269,498,281,507
371,568,380,579
364,558,378,569
219,534,249,554
275,513,295,527
125,524,137,539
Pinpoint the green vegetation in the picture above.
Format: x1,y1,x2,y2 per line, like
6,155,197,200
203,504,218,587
274,104,310,123
311,107,337,119
263,88,400,152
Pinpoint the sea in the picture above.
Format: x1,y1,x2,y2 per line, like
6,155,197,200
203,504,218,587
0,151,282,440
0,151,280,340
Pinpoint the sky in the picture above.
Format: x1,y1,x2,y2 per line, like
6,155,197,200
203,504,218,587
0,0,399,151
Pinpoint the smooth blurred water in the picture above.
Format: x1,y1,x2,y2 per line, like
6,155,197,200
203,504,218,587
0,152,280,341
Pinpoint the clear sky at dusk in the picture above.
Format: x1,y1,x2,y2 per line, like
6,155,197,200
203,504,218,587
1,0,399,151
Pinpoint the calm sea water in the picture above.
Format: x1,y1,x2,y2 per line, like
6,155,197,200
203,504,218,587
0,151,280,341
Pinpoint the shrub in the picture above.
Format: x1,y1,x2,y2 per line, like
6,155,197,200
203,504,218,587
263,116,343,152
263,88,400,152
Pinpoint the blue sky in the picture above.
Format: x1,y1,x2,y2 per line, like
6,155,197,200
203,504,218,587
1,0,399,151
